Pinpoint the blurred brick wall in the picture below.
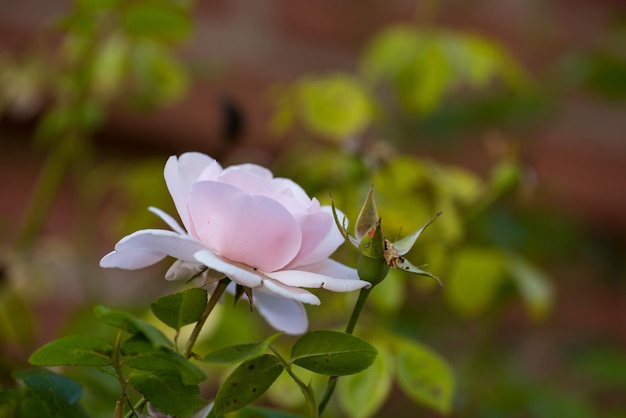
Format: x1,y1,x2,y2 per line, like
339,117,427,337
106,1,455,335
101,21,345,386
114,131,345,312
1,0,626,234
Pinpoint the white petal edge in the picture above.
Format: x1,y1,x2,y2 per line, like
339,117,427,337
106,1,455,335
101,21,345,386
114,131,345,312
265,269,369,292
297,258,361,281
254,292,308,335
100,248,166,270
193,250,264,288
106,229,207,264
148,206,186,234
261,278,321,305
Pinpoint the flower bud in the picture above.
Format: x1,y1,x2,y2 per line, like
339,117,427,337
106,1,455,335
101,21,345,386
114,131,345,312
357,252,389,286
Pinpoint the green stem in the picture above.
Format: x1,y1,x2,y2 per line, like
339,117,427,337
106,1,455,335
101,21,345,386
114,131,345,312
123,279,231,418
318,286,373,416
270,345,318,418
344,287,372,335
183,278,230,359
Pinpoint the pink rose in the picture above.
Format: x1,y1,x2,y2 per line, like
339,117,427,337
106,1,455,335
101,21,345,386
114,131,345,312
100,153,369,334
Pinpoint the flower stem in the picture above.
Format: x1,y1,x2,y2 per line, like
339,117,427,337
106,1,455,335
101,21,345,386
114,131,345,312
318,286,373,415
183,278,230,359
122,279,231,418
270,345,318,418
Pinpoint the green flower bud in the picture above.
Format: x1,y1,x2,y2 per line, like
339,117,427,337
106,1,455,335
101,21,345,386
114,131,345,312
358,219,385,260
357,252,390,286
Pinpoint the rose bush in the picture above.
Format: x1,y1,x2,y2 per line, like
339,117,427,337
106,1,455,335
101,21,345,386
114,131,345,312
101,152,369,334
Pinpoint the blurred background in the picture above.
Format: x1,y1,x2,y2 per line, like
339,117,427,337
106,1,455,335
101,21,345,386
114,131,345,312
1,1,626,417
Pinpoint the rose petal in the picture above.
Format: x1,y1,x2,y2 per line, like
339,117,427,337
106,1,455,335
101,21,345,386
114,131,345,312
265,266,369,292
193,250,263,288
297,258,361,281
189,181,302,272
287,207,346,268
217,165,274,196
165,260,207,281
261,278,321,305
164,153,221,232
148,206,186,234
253,292,308,335
100,229,206,269
100,248,166,270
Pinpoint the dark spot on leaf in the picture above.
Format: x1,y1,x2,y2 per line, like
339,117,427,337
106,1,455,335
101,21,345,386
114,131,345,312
233,399,238,404
325,358,330,363
252,387,257,392
248,364,255,370
231,383,237,387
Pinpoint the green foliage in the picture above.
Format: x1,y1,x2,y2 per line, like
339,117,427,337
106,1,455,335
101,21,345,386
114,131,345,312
12,369,88,418
129,370,203,417
361,25,527,114
122,0,191,42
29,335,114,367
204,333,282,364
122,334,206,385
445,248,506,316
290,330,377,376
237,407,303,418
337,343,393,418
151,288,208,331
395,338,455,415
214,354,284,415
94,305,172,348
271,74,373,141
506,253,553,320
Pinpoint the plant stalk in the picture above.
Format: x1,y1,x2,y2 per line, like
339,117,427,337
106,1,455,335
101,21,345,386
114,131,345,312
318,286,373,415
270,345,318,418
183,278,230,359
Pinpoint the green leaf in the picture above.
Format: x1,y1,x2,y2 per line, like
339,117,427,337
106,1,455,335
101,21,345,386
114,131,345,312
214,354,284,415
29,335,113,367
204,333,282,364
13,368,87,418
290,330,377,376
296,75,372,141
238,406,303,418
122,1,191,42
337,342,393,418
94,305,171,348
392,212,441,256
129,370,202,417
395,339,455,414
125,349,205,385
354,186,379,241
130,42,189,106
506,253,553,320
150,288,208,330
445,248,505,316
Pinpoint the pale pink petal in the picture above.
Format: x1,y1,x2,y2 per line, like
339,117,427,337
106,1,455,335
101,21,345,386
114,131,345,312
189,181,302,272
272,177,312,205
217,165,273,196
253,292,308,335
265,267,369,292
148,206,186,234
287,206,348,268
100,229,206,269
262,278,321,305
298,258,361,281
165,260,206,281
193,250,264,288
100,248,166,270
164,153,221,232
